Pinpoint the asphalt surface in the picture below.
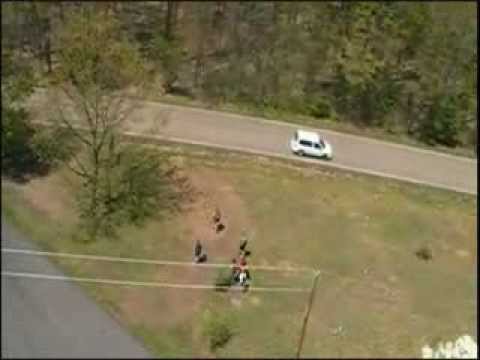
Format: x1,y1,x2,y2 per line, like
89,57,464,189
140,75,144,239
1,219,151,358
28,88,477,194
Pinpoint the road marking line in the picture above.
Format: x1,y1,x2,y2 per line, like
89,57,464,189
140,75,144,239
1,271,310,293
0,248,379,286
32,121,477,195
123,131,476,195
1,248,315,273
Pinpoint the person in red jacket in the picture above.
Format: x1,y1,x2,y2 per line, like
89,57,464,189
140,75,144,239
239,252,247,267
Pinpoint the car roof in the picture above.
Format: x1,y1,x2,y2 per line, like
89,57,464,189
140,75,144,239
296,130,320,143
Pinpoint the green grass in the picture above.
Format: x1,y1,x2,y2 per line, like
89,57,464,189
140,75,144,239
132,322,195,358
1,143,476,357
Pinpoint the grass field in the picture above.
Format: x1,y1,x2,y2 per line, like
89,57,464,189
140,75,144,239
2,142,476,357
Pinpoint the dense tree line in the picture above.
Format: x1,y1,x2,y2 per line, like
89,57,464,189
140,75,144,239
2,1,477,151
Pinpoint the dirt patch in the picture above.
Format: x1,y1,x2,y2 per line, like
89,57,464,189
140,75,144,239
20,172,75,222
249,295,261,306
455,249,470,258
19,162,253,335
119,269,207,330
230,296,243,308
329,275,405,314
119,165,253,333
118,287,169,327
177,166,253,261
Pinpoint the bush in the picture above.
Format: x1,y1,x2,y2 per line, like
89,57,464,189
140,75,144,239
148,34,184,90
2,108,37,175
75,145,178,240
307,97,333,119
202,310,235,352
1,108,52,180
115,147,178,224
32,126,77,168
415,246,433,261
419,95,460,147
214,268,233,291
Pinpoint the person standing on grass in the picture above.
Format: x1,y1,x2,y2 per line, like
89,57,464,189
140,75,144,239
239,268,250,292
240,238,248,252
245,267,251,282
231,258,240,283
239,257,250,282
239,253,247,267
239,269,247,286
194,240,202,263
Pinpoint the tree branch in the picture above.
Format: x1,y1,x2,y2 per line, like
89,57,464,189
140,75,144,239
53,98,92,148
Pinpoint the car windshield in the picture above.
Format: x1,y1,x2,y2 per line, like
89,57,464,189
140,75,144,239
299,140,312,147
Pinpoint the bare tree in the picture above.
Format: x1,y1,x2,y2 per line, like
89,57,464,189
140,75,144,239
50,8,151,239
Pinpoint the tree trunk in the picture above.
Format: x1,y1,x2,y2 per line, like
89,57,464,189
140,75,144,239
194,55,202,88
270,2,280,100
475,118,477,156
44,18,52,73
105,134,116,215
255,55,264,103
213,1,226,29
406,93,416,135
172,2,179,32
89,148,100,240
165,1,176,40
30,3,43,70
58,2,65,22
288,3,299,25
303,55,316,96
273,2,278,25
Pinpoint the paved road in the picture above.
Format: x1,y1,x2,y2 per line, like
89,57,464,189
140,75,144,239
28,88,477,194
1,219,151,358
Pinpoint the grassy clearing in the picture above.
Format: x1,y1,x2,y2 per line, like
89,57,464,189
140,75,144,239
1,143,476,357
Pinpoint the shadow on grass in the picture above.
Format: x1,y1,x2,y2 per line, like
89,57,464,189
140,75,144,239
2,148,52,184
214,268,233,292
2,123,78,184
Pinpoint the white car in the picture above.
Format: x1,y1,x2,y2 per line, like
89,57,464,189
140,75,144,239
290,129,333,160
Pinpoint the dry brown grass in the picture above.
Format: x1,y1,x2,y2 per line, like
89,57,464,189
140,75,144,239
2,144,476,357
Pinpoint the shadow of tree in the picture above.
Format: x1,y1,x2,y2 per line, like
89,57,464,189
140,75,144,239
2,148,52,184
2,121,52,184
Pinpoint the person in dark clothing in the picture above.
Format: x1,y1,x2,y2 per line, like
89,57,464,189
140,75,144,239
194,240,202,263
231,258,240,283
239,238,248,252
198,253,207,263
213,207,221,223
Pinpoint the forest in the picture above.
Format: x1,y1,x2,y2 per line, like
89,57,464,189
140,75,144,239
2,1,477,152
